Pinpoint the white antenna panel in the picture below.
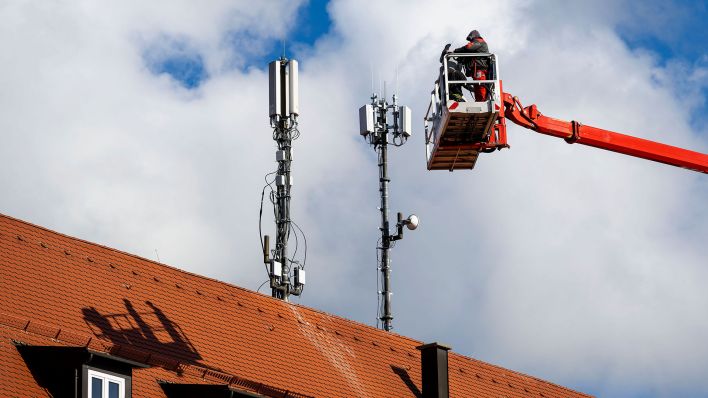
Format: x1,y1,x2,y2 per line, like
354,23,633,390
283,62,290,117
288,60,299,116
359,104,375,136
269,61,282,117
399,106,412,137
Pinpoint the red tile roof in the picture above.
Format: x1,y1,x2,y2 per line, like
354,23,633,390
0,213,591,397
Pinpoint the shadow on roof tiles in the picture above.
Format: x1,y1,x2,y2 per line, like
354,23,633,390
391,365,422,398
82,299,203,366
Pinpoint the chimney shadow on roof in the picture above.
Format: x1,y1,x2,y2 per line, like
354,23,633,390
391,365,422,398
82,299,203,366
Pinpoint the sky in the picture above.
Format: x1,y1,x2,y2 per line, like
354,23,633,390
1,0,707,397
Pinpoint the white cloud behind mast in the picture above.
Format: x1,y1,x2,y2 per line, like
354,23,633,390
0,1,707,397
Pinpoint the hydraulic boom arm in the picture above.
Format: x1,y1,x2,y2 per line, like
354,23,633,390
502,92,708,174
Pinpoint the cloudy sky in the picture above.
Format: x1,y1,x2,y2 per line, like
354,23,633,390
1,0,707,396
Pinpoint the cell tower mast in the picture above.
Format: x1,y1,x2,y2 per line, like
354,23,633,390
263,58,305,301
359,93,418,331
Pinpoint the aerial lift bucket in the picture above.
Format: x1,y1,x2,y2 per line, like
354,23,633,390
424,52,508,171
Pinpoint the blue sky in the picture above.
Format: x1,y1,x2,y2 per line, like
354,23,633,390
616,0,708,130
147,0,331,89
617,0,707,63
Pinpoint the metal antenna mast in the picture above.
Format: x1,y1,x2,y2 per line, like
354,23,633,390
263,57,305,301
359,93,418,331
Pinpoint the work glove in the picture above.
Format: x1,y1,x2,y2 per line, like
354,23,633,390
439,43,452,63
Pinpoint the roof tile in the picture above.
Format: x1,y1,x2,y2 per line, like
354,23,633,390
0,213,591,397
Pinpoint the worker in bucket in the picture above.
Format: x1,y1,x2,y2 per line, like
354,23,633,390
453,29,490,101
440,44,469,102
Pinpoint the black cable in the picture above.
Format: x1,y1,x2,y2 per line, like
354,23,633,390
375,237,382,328
290,121,301,140
264,170,277,185
264,117,301,293
259,171,278,254
259,185,268,254
259,171,280,287
256,280,269,293
291,221,307,269
290,217,299,267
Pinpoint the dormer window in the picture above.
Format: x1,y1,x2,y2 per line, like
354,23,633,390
88,369,127,398
14,343,146,398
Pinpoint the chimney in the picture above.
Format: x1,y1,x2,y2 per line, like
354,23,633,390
416,342,451,398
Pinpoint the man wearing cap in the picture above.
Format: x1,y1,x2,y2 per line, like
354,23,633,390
453,30,490,101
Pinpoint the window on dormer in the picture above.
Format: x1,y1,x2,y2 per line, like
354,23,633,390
87,369,126,398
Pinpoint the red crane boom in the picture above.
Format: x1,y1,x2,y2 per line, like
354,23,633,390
502,93,708,173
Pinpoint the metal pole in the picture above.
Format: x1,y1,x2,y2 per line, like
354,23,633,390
281,127,291,301
273,117,292,301
378,101,393,331
266,58,305,301
360,93,414,331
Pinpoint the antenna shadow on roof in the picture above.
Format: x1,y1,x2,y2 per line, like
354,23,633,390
81,299,203,366
391,365,422,398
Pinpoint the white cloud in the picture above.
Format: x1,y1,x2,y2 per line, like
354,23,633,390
1,0,706,396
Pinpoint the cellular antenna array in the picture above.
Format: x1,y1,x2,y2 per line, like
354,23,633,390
262,57,305,301
359,93,418,331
